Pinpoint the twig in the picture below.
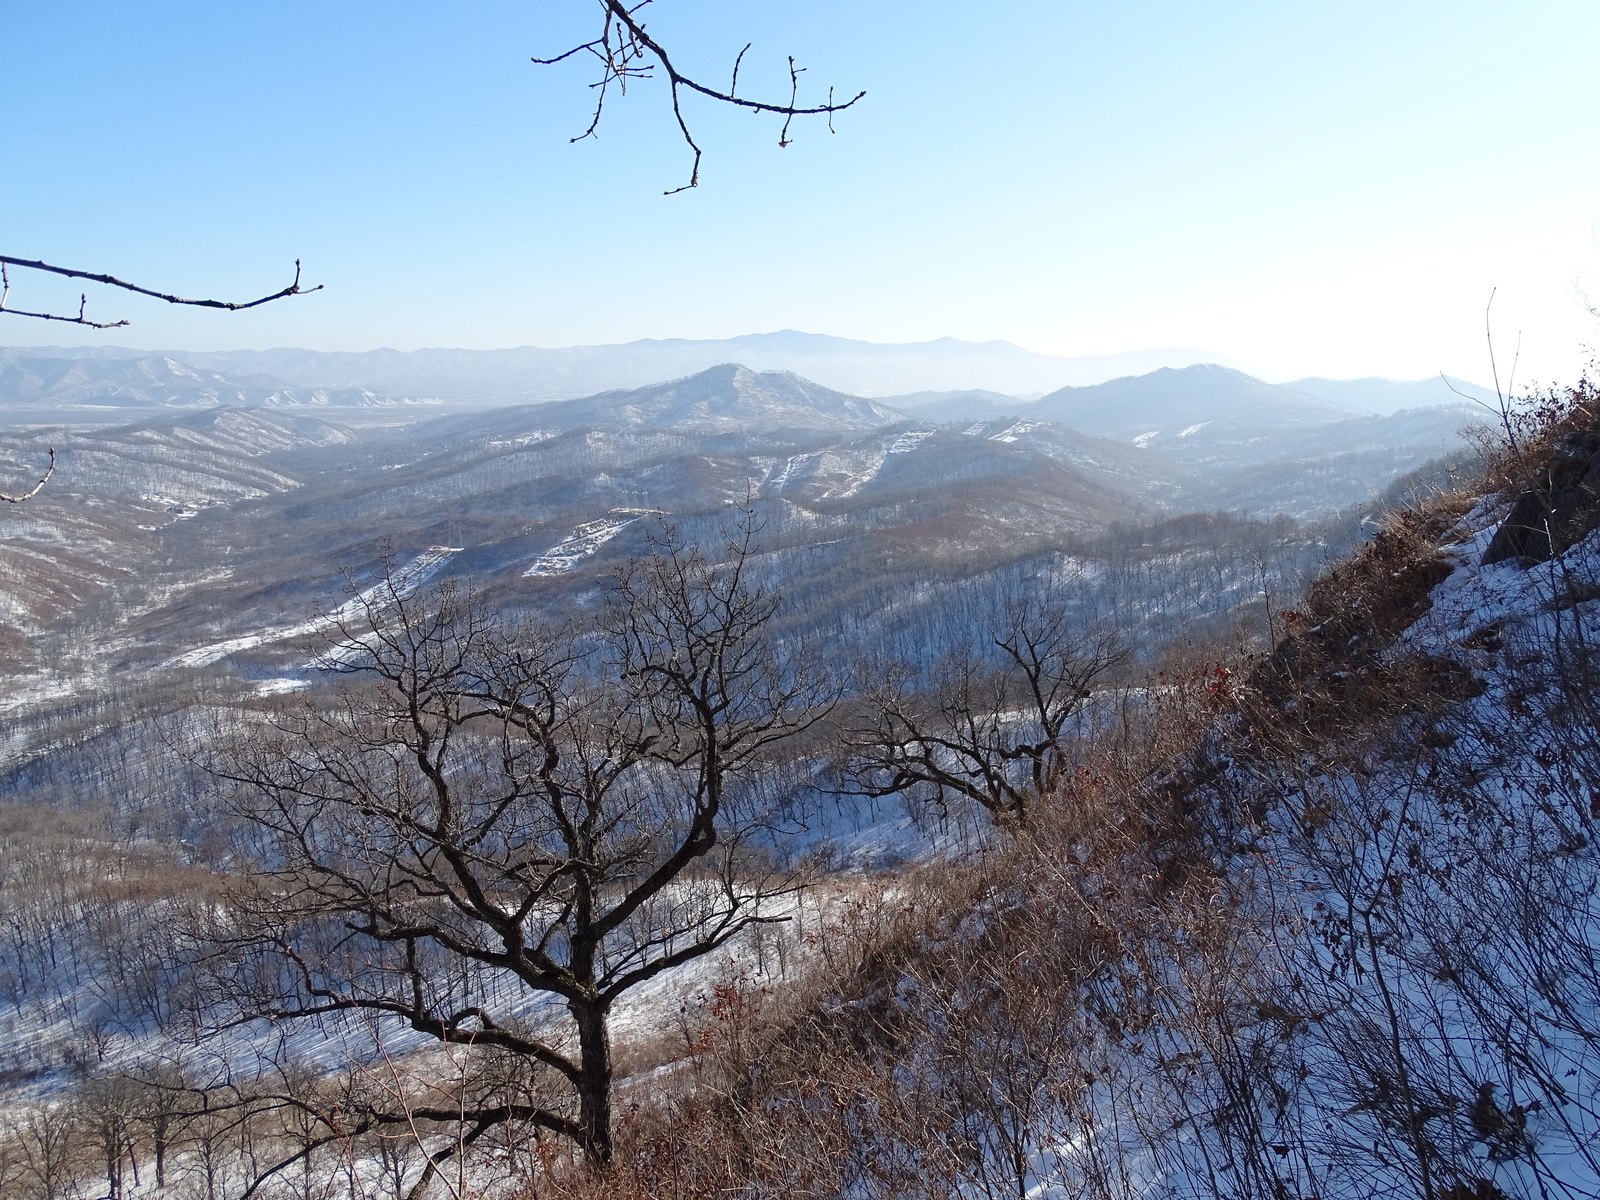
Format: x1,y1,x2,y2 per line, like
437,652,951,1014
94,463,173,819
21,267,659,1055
1482,289,1521,452
0,256,322,328
0,264,129,328
534,0,863,192
0,447,56,504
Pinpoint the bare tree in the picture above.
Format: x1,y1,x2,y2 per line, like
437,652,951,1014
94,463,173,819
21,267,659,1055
197,511,834,1182
76,1075,142,1200
846,597,1127,829
535,0,864,193
7,1105,80,1200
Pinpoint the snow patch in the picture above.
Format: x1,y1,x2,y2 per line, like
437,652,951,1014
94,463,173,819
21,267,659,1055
990,419,1041,444
523,514,641,577
254,677,312,696
764,455,810,493
164,546,461,670
887,428,935,454
487,431,554,450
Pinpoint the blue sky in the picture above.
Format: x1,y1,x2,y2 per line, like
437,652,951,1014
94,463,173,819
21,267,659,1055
3,1,1597,384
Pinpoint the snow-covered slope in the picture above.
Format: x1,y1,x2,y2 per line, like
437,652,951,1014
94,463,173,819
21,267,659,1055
578,392,1600,1200
538,363,910,433
0,349,402,410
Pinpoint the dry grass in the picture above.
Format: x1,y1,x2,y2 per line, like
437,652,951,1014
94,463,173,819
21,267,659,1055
1234,378,1600,754
533,375,1600,1200
533,685,1234,1200
16,381,1600,1200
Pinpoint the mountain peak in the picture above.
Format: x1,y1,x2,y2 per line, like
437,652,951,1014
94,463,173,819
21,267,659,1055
566,362,908,433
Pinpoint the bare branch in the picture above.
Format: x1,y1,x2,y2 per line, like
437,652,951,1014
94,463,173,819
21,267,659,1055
0,447,56,504
0,263,129,328
846,601,1126,829
534,0,864,192
0,255,322,329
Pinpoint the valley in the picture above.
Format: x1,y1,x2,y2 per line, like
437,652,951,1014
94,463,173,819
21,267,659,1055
2,345,1550,1200
0,356,1485,714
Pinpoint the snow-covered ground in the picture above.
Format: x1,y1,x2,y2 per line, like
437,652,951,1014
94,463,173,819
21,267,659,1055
522,513,643,577
887,428,935,454
989,419,1040,443
164,546,460,669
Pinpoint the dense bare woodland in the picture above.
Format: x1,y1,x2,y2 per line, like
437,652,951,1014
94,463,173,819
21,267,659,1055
0,357,1594,1200
6,0,1595,1192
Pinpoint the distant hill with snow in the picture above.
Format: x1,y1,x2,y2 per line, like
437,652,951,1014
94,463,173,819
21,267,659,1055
3,334,1237,403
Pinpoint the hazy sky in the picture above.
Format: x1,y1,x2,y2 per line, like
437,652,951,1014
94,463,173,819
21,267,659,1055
3,1,1598,385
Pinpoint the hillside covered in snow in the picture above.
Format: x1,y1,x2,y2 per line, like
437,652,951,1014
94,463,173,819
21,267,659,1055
0,372,1588,1200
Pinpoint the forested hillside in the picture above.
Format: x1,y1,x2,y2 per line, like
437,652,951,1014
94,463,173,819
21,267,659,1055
546,377,1600,1200
5,364,1584,1200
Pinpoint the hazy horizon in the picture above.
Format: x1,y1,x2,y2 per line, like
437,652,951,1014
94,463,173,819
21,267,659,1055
4,3,1596,390
0,330,1496,393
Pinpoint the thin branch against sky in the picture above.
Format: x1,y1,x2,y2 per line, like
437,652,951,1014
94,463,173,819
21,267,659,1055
1,1,1596,383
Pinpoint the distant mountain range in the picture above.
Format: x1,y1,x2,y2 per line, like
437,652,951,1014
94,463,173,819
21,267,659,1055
5,334,1239,404
0,348,400,412
2,338,1497,423
0,358,1492,738
898,367,1497,424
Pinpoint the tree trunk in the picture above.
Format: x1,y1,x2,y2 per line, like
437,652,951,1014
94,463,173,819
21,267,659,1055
572,999,614,1166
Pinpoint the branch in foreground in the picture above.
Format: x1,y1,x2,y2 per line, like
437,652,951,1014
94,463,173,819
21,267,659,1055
534,0,864,193
0,256,322,328
0,448,55,504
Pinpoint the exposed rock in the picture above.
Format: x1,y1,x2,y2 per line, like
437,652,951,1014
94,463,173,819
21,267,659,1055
1481,429,1600,566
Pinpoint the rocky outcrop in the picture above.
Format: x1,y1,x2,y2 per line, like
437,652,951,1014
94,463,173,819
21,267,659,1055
1482,428,1600,566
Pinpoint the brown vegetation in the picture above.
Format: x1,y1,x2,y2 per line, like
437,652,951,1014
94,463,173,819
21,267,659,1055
5,379,1599,1200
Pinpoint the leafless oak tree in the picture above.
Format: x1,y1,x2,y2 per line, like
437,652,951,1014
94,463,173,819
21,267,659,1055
535,0,864,193
846,598,1127,829
197,512,834,1182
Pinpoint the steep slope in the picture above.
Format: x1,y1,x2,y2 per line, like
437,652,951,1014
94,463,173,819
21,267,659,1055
547,383,1600,1200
